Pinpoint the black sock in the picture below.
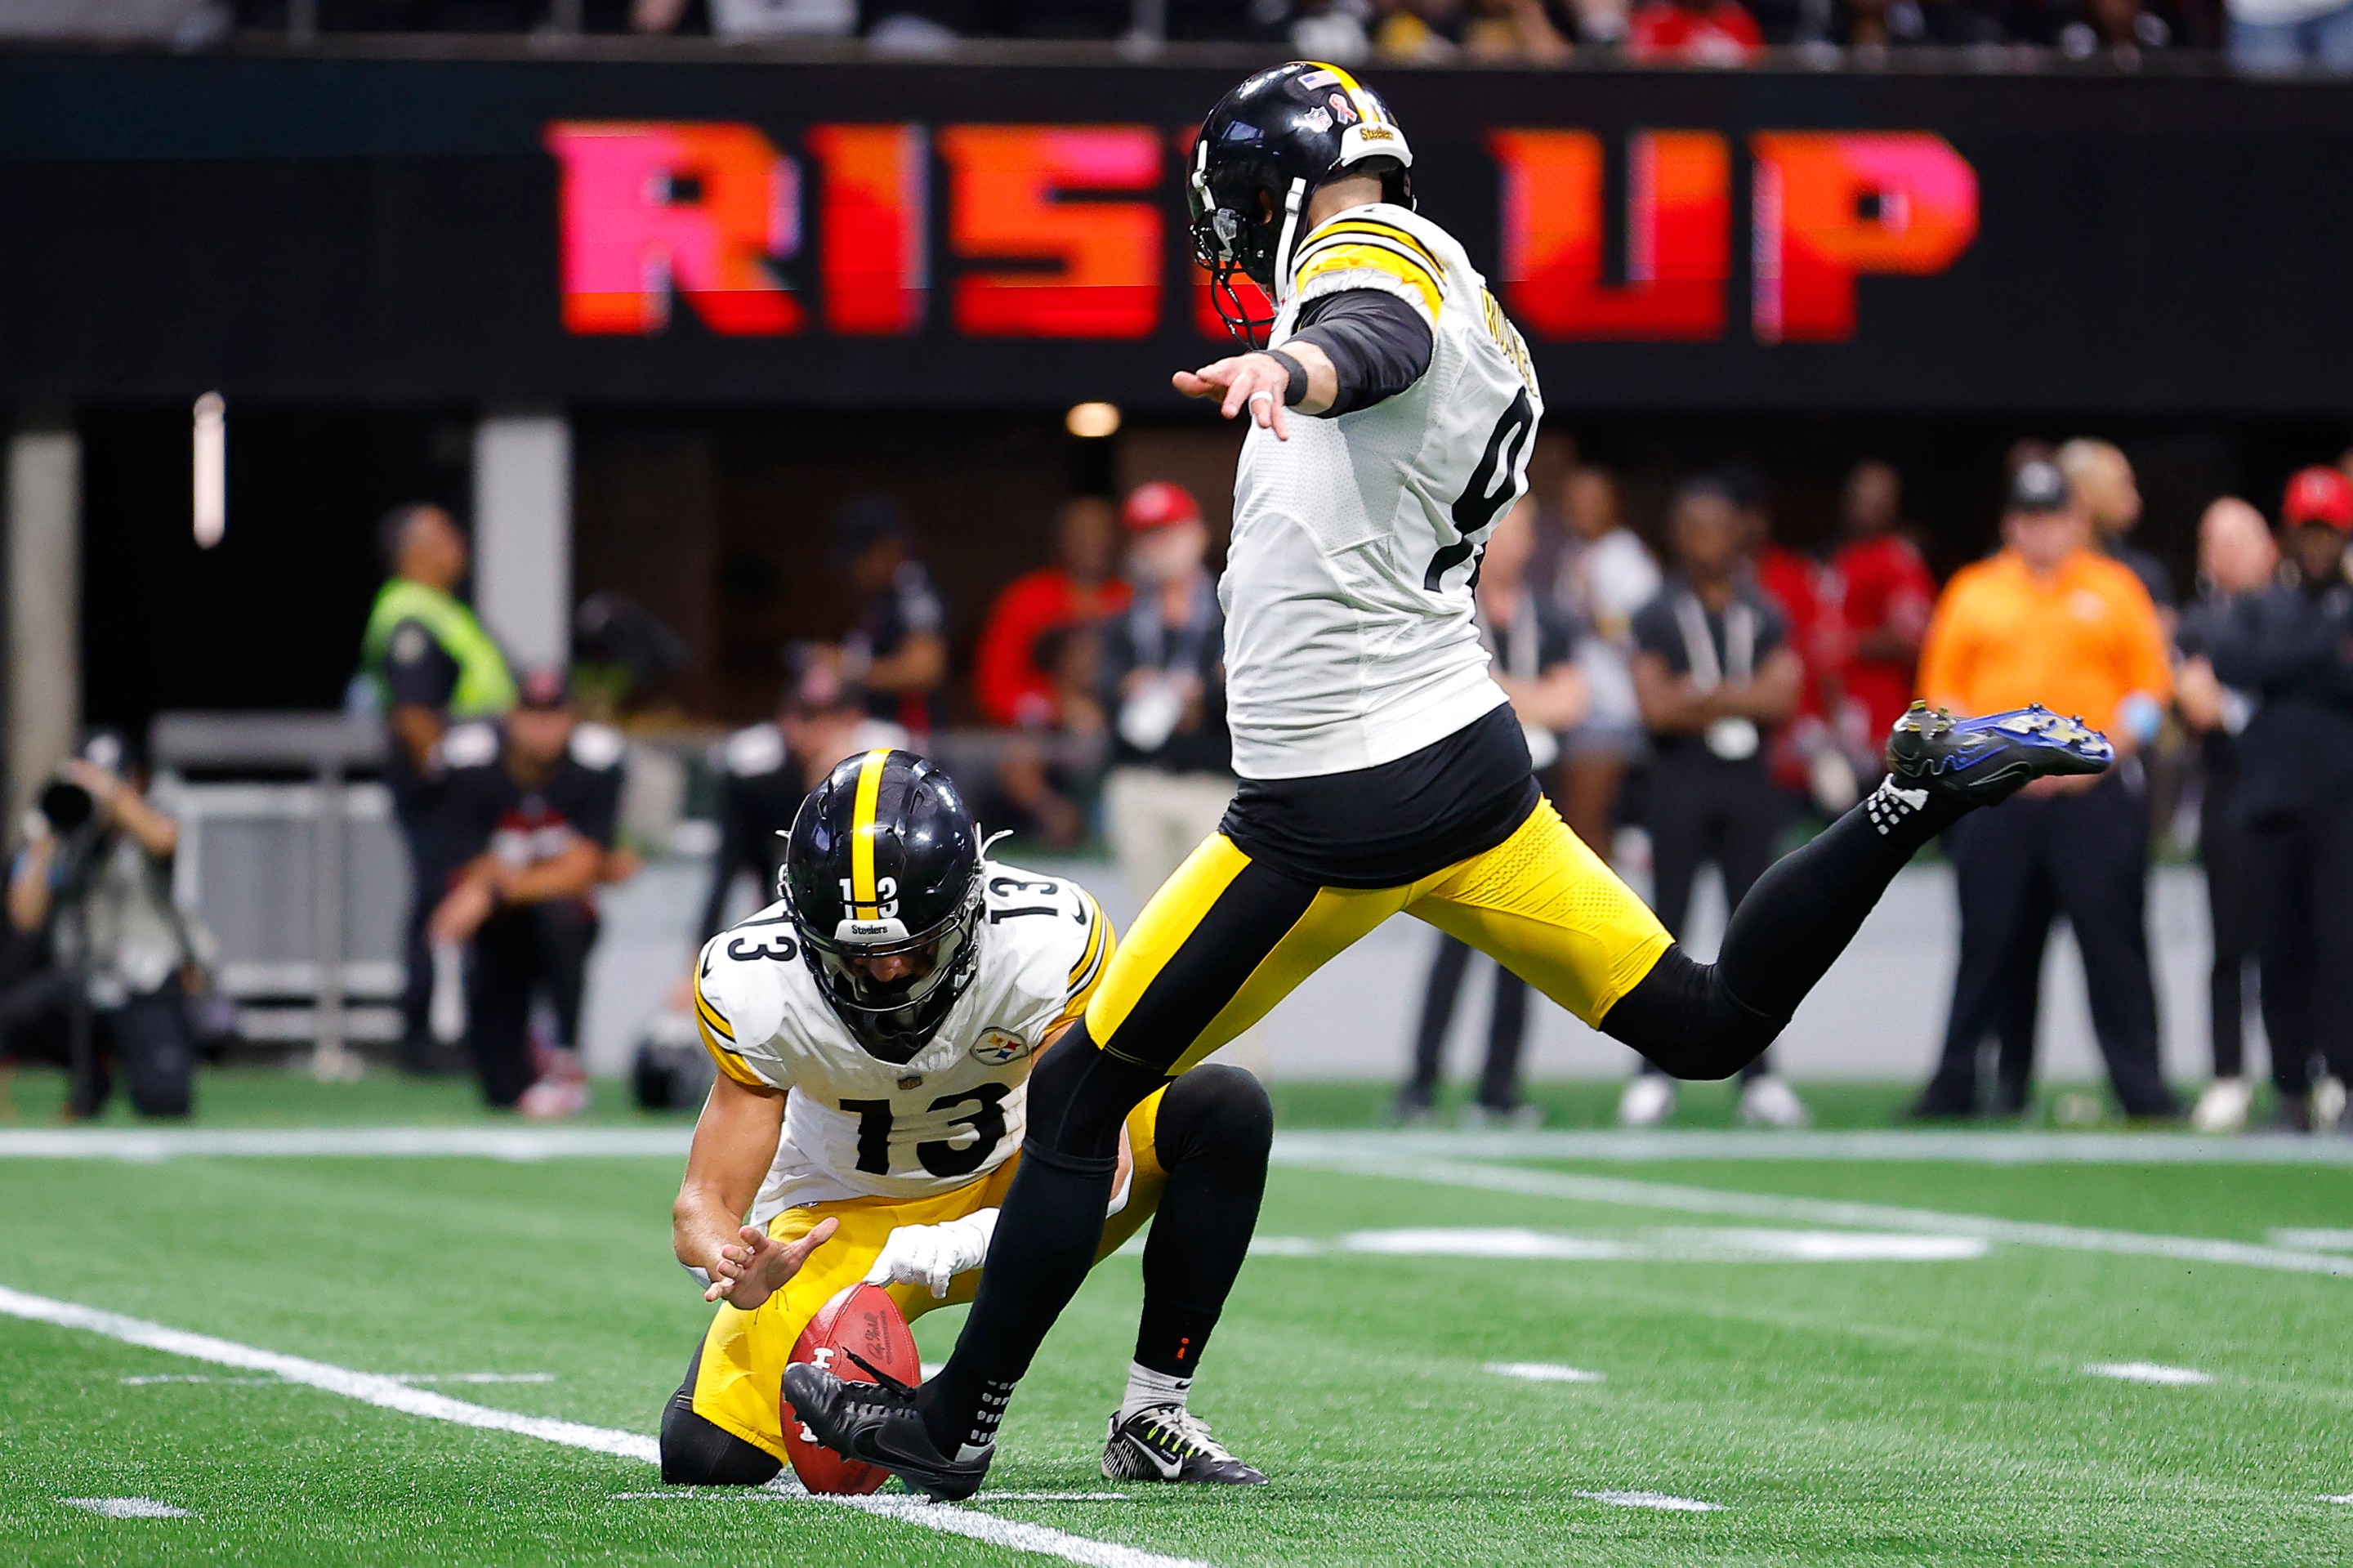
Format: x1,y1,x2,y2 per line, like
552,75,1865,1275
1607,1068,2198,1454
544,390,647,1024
1717,777,1967,1021
915,1028,1163,1457
1133,1064,1273,1378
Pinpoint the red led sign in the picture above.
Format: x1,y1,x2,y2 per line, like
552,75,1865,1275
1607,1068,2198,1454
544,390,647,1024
545,121,1978,346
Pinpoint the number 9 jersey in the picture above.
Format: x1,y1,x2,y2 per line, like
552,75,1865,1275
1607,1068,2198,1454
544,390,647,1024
692,865,1113,1221
1226,199,1543,782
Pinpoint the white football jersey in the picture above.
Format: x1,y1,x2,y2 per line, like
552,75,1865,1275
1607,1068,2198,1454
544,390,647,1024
693,862,1111,1220
1224,201,1545,780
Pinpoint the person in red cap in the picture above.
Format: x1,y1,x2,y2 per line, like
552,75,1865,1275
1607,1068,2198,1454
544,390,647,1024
1098,480,1235,918
971,498,1132,731
2203,465,2353,1132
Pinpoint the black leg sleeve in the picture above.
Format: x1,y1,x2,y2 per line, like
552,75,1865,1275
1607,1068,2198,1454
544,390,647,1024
1712,782,1962,1025
1134,1065,1274,1378
916,1019,1166,1455
659,1344,782,1486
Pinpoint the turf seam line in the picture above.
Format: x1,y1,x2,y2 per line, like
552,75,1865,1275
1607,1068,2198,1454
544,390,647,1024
1272,1150,2353,1279
0,1284,1208,1568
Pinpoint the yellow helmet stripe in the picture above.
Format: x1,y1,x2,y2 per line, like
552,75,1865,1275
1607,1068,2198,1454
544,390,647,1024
848,747,891,909
1313,60,1382,128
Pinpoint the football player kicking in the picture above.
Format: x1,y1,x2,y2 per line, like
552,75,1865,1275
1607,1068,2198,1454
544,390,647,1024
788,61,2112,1500
662,748,1270,1489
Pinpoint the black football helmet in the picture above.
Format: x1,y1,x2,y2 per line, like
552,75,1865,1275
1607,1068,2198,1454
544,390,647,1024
1188,60,1416,345
779,748,985,1065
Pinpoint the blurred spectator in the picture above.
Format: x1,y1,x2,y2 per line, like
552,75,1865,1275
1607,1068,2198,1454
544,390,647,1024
357,502,516,1076
1623,478,1809,1128
1737,466,1854,814
1627,0,1762,60
1284,0,1377,58
1795,0,2000,47
1828,458,1937,775
2058,439,2176,629
1462,0,1575,56
2203,467,2353,1133
986,617,1106,850
1100,482,1231,901
1375,0,1465,56
973,496,1131,731
2227,0,2353,70
1551,464,1661,860
700,646,908,943
2055,0,2175,54
2,733,199,1120
2173,497,2279,1133
426,670,629,1115
1400,498,1586,1127
570,592,690,723
1913,459,2176,1120
834,494,948,736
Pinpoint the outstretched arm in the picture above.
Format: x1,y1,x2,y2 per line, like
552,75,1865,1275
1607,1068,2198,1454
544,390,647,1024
1173,289,1435,440
672,1070,835,1310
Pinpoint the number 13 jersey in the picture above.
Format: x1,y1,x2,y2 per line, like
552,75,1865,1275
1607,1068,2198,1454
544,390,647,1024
692,865,1112,1222
1225,200,1545,782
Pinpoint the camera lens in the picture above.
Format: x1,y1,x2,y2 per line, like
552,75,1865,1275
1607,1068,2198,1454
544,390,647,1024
38,779,93,834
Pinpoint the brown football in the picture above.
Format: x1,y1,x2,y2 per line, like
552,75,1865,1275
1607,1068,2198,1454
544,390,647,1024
781,1282,922,1494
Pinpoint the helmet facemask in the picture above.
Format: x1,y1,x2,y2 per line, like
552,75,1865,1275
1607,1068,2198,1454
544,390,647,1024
1189,137,1293,349
793,876,984,1065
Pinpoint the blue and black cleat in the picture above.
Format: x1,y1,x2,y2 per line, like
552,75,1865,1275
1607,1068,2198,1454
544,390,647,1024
1884,701,2114,810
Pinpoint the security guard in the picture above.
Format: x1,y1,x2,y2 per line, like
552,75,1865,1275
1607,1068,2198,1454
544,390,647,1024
358,502,516,1071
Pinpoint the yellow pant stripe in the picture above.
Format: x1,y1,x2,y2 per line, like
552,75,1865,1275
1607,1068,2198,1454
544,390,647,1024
1083,833,1253,1052
848,748,891,909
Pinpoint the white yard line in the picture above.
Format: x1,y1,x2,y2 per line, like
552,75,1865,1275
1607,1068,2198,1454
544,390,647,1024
1281,1128,2353,1166
1271,1148,2353,1280
2083,1363,2215,1387
7,1124,2353,1164
1485,1362,1606,1384
1,1284,1204,1568
1574,1491,1721,1512
60,1497,194,1518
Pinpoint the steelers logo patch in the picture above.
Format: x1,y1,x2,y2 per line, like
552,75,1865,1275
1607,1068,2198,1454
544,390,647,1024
970,1030,1032,1067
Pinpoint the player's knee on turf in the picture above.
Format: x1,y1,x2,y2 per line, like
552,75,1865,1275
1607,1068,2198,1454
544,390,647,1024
1025,1019,1168,1170
1154,1064,1274,1173
1600,945,1782,1081
659,1347,782,1487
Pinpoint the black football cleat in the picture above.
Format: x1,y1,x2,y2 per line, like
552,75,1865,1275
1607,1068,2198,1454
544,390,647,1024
1101,1405,1267,1486
1884,702,2112,809
780,1357,993,1503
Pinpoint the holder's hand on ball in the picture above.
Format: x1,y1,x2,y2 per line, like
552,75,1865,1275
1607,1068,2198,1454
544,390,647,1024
705,1216,837,1309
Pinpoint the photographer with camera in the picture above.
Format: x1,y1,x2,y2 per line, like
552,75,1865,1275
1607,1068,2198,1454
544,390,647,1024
2,732,199,1119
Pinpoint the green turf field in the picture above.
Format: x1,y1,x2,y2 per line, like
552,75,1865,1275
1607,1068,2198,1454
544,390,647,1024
3,1073,2351,1565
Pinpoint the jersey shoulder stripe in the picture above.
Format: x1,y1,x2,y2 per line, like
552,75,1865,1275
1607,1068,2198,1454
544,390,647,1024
1052,889,1116,1033
1305,217,1448,279
1293,236,1443,321
692,964,765,1088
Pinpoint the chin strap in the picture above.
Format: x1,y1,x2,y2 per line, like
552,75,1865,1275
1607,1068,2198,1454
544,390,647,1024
1210,261,1276,348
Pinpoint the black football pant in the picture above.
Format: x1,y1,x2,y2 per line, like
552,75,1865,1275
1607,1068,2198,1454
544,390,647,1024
2245,793,2353,1098
2200,762,2261,1083
463,900,598,1109
396,804,467,1074
1402,935,1529,1113
1636,757,1789,1083
1922,771,2174,1118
